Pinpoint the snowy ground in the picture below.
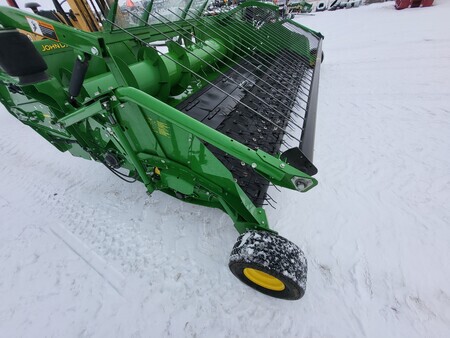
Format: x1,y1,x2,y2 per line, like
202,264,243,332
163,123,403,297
1,1,450,337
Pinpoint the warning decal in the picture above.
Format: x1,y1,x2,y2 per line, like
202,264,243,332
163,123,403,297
26,17,59,41
146,117,171,137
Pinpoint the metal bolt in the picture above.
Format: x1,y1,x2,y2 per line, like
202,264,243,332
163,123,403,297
91,47,99,56
251,163,257,168
295,181,306,191
280,163,285,168
292,177,312,192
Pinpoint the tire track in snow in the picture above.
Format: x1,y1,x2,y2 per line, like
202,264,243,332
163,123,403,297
0,129,141,274
0,134,127,295
50,223,126,296
0,124,235,305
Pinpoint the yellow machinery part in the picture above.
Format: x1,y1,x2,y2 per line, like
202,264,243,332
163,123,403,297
243,268,285,291
67,0,101,32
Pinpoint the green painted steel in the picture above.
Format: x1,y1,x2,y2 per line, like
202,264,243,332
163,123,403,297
0,1,323,234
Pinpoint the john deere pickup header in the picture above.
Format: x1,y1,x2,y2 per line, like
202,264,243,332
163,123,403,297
0,0,323,300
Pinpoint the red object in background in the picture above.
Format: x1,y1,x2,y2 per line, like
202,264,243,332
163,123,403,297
395,0,411,9
6,0,19,8
411,0,422,7
126,0,135,7
421,0,434,6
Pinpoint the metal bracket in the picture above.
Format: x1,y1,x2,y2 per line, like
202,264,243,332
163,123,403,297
281,147,318,176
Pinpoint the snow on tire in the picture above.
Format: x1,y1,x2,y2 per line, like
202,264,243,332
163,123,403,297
229,230,307,300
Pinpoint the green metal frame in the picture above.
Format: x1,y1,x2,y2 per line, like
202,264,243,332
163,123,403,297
0,1,322,234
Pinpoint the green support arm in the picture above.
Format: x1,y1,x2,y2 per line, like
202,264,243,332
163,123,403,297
114,87,317,193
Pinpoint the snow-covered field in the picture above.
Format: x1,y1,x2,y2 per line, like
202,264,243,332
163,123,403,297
1,1,449,337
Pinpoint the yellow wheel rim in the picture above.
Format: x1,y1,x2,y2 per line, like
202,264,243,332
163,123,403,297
243,268,285,291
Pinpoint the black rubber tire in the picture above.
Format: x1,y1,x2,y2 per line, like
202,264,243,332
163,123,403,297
229,230,307,300
309,48,324,67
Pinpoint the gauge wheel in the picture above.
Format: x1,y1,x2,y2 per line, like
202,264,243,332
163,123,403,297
229,230,307,300
310,48,324,67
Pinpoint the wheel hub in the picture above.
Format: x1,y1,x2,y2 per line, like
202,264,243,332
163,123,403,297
243,268,285,291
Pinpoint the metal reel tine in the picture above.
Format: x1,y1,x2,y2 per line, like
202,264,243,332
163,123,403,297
105,19,300,143
142,9,305,132
165,8,307,123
